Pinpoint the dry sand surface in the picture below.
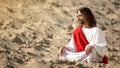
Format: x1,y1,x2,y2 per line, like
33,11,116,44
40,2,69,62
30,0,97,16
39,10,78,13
0,0,120,68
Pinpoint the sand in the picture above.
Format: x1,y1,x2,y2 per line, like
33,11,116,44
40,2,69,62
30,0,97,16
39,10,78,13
0,0,120,68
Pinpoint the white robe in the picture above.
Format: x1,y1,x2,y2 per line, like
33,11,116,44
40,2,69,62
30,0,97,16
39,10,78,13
60,26,107,63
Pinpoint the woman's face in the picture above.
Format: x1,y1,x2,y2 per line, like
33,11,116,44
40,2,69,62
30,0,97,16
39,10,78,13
77,11,86,23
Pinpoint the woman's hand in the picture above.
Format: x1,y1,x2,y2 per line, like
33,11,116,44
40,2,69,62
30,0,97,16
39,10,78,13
85,45,93,55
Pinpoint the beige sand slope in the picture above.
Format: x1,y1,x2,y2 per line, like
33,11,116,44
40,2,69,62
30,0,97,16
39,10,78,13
0,0,120,68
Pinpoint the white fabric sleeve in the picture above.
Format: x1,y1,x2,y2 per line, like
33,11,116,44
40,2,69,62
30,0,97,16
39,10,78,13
66,35,76,52
86,28,107,57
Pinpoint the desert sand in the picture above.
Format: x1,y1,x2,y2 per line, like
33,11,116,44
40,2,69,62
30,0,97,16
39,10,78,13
0,0,120,68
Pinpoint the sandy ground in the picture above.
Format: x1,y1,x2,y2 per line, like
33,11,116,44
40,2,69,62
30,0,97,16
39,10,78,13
0,0,120,68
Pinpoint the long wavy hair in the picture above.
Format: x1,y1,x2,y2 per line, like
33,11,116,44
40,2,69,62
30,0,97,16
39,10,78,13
76,7,97,27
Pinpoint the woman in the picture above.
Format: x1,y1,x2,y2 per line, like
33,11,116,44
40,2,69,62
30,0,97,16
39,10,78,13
59,7,108,64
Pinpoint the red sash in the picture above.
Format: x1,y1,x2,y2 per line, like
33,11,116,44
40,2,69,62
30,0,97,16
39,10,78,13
73,26,108,64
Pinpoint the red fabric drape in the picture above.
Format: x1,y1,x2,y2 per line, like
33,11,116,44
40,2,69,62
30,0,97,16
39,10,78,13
73,26,88,52
73,26,108,64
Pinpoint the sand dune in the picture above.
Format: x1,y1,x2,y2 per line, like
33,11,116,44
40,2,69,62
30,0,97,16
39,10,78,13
0,0,120,68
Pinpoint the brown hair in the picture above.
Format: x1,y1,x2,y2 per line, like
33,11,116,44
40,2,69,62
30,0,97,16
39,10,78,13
77,7,97,27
